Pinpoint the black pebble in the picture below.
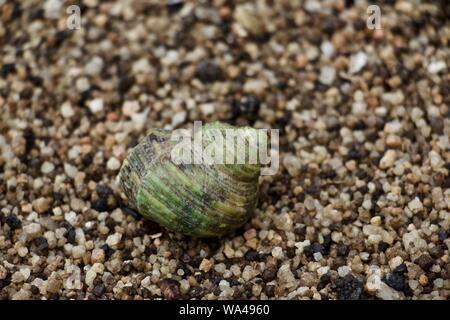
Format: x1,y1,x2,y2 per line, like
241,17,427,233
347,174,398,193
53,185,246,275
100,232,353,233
5,214,22,230
66,227,76,244
190,287,203,298
262,267,277,282
336,243,349,257
30,285,40,295
48,293,60,300
92,284,105,297
383,263,412,295
347,146,362,160
429,245,445,259
28,74,43,87
23,127,35,152
353,19,366,31
383,272,405,291
297,192,305,202
102,244,114,260
414,254,434,271
0,277,11,290
294,226,306,238
286,246,296,258
265,284,275,297
120,203,142,221
311,242,326,255
178,262,192,277
144,245,157,255
330,275,363,300
34,236,49,255
96,184,112,198
438,229,448,241
393,263,408,274
305,185,319,197
167,0,184,13
52,192,65,205
303,242,327,259
322,170,337,180
244,249,259,262
322,234,332,250
442,177,450,189
232,95,260,120
196,61,222,83
118,75,134,94
377,241,389,252
355,169,367,179
91,197,108,212
321,20,336,35
1,63,16,78
318,274,331,290
53,30,68,47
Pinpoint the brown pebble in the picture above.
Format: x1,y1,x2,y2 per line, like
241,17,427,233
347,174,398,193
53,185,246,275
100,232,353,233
365,96,379,109
244,228,257,241
296,55,309,69
159,279,180,300
414,254,434,271
262,267,277,282
80,136,91,144
385,135,402,148
419,274,428,286
106,112,119,122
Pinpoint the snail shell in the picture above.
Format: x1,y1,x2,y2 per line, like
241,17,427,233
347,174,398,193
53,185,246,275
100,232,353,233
118,122,263,237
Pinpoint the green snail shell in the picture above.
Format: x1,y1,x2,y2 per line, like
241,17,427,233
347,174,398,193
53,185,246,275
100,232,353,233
118,122,262,237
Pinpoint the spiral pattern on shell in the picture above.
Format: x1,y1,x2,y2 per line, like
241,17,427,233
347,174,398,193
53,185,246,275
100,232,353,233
118,122,263,237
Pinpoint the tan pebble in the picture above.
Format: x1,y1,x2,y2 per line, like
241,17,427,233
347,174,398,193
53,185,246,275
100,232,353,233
227,65,240,79
106,112,119,122
32,197,51,214
80,136,91,144
385,135,402,148
365,96,379,109
219,6,231,18
406,173,418,184
21,203,32,214
296,55,309,68
418,274,428,286
387,76,401,88
243,228,257,241
331,32,346,49
246,238,258,249
199,259,212,273
104,136,116,150
345,160,357,171
433,94,442,105
379,150,396,169
370,216,382,226
395,1,413,13
81,144,92,154
91,248,105,264
372,29,384,40
88,181,97,191
46,277,62,293
94,14,108,27
293,186,303,196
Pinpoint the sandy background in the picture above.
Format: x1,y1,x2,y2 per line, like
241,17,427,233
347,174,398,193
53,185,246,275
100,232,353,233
0,0,449,299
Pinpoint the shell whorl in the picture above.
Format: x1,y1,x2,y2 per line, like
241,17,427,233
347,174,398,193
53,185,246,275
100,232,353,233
118,122,263,237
